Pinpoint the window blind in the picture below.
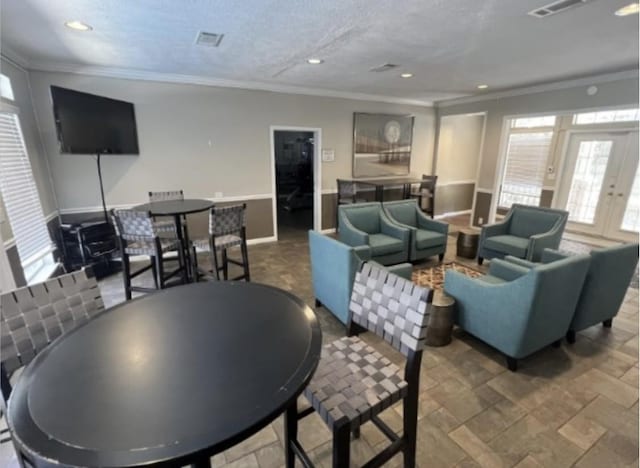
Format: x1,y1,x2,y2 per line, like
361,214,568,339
498,132,553,208
0,112,53,267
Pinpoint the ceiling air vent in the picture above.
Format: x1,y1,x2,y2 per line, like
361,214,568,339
195,31,224,47
369,63,399,73
528,0,589,18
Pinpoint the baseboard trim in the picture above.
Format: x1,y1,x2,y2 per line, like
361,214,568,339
435,209,472,219
320,228,336,234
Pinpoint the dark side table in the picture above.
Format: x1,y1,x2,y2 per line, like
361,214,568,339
456,229,480,259
426,291,455,347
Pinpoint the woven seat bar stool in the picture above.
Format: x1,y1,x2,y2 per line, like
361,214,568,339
192,204,250,281
112,209,188,300
409,175,437,218
285,263,433,468
147,190,186,235
0,268,105,465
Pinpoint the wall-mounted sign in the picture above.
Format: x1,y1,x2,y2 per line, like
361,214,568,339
321,148,335,162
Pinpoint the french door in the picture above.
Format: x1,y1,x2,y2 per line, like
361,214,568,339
557,131,639,241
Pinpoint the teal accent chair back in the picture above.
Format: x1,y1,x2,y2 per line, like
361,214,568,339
478,204,568,263
502,244,639,341
570,243,638,333
308,231,412,325
383,199,448,262
338,202,411,265
444,253,590,370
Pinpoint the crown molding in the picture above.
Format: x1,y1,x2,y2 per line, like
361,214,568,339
436,69,639,108
27,60,435,107
0,47,30,70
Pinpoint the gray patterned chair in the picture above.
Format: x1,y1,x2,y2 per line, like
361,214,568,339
148,190,184,235
286,263,433,468
191,204,250,281
0,268,104,459
112,209,187,300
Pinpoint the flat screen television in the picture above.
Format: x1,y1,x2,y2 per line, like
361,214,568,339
51,86,139,155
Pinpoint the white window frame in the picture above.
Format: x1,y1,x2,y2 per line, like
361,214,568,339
497,120,556,210
0,103,56,284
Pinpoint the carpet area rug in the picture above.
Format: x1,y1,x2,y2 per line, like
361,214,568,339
412,262,483,290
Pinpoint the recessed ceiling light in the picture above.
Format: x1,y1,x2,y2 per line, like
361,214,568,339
400,73,413,78
307,58,323,65
615,2,640,16
477,84,489,89
65,21,92,31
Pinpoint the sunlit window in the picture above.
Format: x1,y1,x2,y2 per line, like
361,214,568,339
511,116,556,128
0,74,14,101
573,109,640,125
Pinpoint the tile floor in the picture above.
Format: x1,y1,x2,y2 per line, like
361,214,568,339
2,220,638,468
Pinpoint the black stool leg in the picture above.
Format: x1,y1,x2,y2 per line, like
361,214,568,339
156,253,165,289
211,249,220,280
178,242,188,284
123,254,132,300
241,240,250,281
603,319,613,328
222,249,229,280
284,401,298,468
333,423,350,468
150,256,159,289
403,389,419,467
566,330,576,344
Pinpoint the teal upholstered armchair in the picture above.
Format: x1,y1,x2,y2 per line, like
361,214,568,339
308,230,412,324
444,253,590,371
382,199,448,262
478,204,568,264
505,244,639,343
338,202,410,265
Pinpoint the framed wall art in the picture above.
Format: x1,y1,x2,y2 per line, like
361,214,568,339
352,113,414,177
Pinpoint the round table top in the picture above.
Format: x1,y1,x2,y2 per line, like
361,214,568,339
8,282,321,467
135,198,214,216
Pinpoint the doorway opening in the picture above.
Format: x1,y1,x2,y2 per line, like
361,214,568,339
272,130,317,240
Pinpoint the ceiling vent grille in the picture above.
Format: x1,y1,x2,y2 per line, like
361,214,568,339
528,0,589,18
195,31,224,47
369,63,399,72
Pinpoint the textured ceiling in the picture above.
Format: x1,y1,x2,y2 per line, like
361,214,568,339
1,0,638,103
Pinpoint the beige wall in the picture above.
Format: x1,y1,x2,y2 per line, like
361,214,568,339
0,58,58,240
435,113,483,184
437,76,639,224
28,70,436,213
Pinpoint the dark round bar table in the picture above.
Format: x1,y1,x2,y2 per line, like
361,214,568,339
7,282,322,468
135,199,214,281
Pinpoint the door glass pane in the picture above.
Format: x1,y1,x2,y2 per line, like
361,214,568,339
566,140,613,224
621,166,640,232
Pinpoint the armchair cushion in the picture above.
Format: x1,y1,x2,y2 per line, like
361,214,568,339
369,234,405,256
415,230,447,250
343,204,381,233
483,235,529,258
477,275,507,285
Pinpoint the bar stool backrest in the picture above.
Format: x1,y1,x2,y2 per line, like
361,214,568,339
0,268,104,401
112,209,156,240
349,263,432,357
209,204,246,237
337,179,358,202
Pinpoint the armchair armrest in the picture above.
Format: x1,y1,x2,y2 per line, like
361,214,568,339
416,210,448,234
504,256,537,269
338,212,369,247
528,227,564,261
353,245,372,262
488,258,531,281
541,249,570,263
369,260,413,280
380,212,411,242
480,221,509,239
